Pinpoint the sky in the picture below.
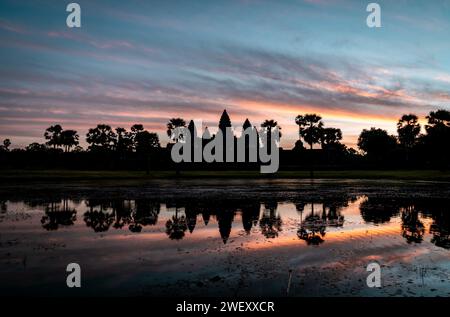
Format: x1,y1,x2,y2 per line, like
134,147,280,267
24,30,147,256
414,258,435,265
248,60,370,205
1,0,450,149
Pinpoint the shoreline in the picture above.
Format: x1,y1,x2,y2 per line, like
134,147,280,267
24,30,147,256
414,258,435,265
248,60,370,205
2,169,450,182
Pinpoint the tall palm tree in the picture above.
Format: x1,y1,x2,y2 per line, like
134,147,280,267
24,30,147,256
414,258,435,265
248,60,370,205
60,130,79,152
260,119,282,153
397,114,420,149
295,114,323,150
166,118,186,142
44,124,63,149
86,124,117,151
0,139,11,152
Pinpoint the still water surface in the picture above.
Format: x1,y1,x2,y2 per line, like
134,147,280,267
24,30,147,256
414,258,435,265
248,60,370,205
1,180,450,296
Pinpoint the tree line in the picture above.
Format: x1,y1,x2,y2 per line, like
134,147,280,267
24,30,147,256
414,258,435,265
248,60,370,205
1,108,449,169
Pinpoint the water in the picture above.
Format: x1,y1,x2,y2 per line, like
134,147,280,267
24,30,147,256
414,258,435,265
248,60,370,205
0,179,450,296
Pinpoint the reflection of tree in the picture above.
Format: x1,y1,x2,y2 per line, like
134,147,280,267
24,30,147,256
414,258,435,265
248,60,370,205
401,206,425,244
430,211,450,249
360,197,400,224
40,199,76,231
297,203,326,245
241,201,260,234
259,201,282,239
322,203,345,227
112,199,132,229
129,200,160,233
84,200,114,232
165,207,188,240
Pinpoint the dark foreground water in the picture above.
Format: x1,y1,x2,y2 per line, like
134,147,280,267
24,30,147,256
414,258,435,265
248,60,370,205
0,179,449,296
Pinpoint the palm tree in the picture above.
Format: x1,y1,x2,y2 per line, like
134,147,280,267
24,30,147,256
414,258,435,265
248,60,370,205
0,139,11,152
130,124,144,150
115,127,133,153
44,124,63,149
397,114,420,149
165,207,188,240
295,114,323,178
166,118,186,142
260,119,282,154
295,114,323,150
60,130,79,152
86,124,117,151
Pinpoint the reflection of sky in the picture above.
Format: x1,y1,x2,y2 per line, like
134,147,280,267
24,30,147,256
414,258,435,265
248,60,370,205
0,198,448,296
1,1,450,148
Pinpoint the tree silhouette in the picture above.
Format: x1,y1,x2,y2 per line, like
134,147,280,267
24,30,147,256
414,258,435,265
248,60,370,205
130,124,144,150
0,139,11,152
131,124,144,133
44,124,63,149
135,131,160,151
260,119,281,155
401,206,424,244
360,197,400,224
397,114,420,149
60,129,79,152
84,202,115,232
423,109,450,167
426,109,450,127
297,203,327,245
430,210,450,249
135,130,160,174
41,200,77,231
259,201,282,239
320,127,342,148
0,139,10,152
115,127,133,153
166,118,186,142
295,114,323,150
25,142,47,152
261,119,281,136
165,208,188,240
357,128,397,160
86,124,117,151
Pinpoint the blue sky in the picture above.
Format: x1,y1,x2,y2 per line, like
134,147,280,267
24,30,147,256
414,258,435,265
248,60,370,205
1,0,450,148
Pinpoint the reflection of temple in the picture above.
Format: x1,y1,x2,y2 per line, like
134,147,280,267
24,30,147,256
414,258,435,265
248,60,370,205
216,206,235,243
241,202,260,234
25,195,450,249
184,110,261,164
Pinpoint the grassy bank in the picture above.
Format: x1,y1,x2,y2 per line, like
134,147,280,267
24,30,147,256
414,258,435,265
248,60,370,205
1,169,450,182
